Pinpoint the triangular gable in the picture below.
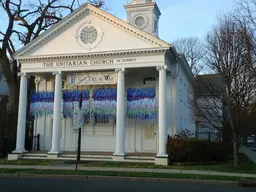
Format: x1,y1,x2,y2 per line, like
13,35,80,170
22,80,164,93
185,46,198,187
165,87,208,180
14,4,170,58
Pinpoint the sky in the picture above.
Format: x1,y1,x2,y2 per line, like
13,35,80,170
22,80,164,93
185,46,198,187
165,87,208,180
0,0,237,45
106,0,236,43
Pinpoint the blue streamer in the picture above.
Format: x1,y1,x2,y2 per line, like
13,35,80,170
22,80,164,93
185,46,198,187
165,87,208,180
63,90,90,118
92,88,117,118
127,88,157,120
30,91,55,118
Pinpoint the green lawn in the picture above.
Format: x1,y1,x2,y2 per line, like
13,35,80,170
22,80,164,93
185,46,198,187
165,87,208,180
0,159,55,166
0,168,255,182
78,154,256,174
0,154,255,174
168,154,256,174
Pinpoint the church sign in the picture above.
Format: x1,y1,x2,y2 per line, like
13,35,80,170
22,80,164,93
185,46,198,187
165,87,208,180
43,58,137,68
67,72,117,85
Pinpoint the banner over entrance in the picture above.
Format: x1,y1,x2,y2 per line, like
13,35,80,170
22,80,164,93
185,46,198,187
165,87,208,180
67,72,117,85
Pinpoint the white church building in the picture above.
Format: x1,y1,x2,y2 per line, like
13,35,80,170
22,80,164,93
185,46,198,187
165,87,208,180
9,0,195,165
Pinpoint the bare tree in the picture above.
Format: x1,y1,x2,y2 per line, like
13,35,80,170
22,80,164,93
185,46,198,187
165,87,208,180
234,0,256,76
195,75,227,138
172,37,206,75
0,0,104,151
205,15,256,167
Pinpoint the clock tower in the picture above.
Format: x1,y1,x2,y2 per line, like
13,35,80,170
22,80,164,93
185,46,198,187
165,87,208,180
125,0,161,37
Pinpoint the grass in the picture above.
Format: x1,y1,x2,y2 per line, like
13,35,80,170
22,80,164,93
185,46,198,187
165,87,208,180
0,168,255,182
168,154,256,174
77,154,255,174
0,159,55,166
0,154,255,174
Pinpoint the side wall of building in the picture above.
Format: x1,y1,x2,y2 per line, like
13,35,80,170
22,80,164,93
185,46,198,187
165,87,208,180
175,60,195,134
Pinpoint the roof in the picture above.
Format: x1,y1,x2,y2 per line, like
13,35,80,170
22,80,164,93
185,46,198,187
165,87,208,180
13,3,170,58
195,74,226,95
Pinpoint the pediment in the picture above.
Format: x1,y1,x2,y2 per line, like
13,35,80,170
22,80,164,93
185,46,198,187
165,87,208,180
14,4,170,59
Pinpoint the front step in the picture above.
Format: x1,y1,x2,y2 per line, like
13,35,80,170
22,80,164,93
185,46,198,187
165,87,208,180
57,157,114,162
123,159,154,163
59,154,113,159
125,156,155,160
20,153,156,164
20,153,48,160
20,156,48,160
22,153,48,157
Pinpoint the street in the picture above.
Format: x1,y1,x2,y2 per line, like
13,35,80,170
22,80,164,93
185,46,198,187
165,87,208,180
0,176,255,192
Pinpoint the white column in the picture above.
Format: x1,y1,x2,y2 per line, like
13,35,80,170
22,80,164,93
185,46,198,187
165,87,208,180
157,66,168,157
114,68,125,156
13,73,28,153
49,71,62,154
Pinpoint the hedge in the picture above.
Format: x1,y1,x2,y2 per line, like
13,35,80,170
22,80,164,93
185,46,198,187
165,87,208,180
166,130,226,163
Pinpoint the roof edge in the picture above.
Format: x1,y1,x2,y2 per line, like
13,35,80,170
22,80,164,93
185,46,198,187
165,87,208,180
17,47,170,61
13,3,170,59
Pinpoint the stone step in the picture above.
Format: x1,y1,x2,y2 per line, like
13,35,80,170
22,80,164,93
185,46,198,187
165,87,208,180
59,154,113,159
20,153,156,164
22,153,48,158
57,157,114,162
20,156,48,160
125,156,155,160
122,159,155,163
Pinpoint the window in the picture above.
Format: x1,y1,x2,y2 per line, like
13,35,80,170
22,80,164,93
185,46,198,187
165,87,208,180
133,15,148,29
135,16,145,27
94,115,110,124
80,26,98,44
143,77,156,87
94,115,116,124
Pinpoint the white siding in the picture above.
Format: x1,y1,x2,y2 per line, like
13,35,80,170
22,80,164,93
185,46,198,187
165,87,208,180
175,61,195,134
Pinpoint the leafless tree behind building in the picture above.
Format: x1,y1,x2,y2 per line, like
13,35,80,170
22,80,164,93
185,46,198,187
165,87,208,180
204,15,256,167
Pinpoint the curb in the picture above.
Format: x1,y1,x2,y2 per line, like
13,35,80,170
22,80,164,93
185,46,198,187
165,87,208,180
1,165,256,178
238,181,256,188
0,173,238,184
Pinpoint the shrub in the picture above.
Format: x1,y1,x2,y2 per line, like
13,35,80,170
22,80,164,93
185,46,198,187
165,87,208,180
173,129,194,140
167,131,226,163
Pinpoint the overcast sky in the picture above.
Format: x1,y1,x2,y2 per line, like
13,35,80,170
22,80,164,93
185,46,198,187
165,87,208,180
107,0,236,43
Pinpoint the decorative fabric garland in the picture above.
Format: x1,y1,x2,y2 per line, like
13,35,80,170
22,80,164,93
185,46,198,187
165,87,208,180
30,91,55,118
127,88,157,119
92,88,117,118
30,88,157,120
63,90,90,118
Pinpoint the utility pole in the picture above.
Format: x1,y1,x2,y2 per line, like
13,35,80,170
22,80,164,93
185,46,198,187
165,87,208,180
76,93,83,172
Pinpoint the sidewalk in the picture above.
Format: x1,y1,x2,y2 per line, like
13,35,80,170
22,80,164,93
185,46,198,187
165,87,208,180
239,146,256,164
0,165,256,178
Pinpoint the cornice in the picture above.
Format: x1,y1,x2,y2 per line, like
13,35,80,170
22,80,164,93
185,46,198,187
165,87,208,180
17,47,168,62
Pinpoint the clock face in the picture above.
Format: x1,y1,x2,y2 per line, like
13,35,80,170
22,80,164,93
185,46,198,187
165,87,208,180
135,16,145,27
134,15,147,29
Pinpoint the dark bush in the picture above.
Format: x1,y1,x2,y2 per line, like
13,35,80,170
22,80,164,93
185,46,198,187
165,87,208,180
166,132,226,163
0,145,4,158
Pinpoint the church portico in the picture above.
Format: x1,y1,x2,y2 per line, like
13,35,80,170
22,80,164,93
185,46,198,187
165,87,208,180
9,1,195,166
12,53,170,162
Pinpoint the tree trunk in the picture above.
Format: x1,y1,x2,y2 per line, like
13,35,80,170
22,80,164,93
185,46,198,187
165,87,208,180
6,81,19,152
232,135,239,167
